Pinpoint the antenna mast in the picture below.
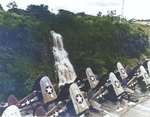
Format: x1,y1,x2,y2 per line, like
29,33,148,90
121,0,124,18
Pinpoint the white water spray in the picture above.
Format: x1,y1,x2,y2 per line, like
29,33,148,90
50,31,76,86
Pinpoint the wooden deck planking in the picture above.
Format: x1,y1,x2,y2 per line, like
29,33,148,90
122,107,150,117
101,97,150,117
140,99,150,107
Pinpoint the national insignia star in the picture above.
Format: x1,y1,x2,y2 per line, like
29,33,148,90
121,68,125,74
46,86,53,94
115,81,120,88
25,99,30,105
53,110,59,117
76,94,83,104
90,76,95,81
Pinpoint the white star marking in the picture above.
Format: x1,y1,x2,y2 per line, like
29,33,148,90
46,86,53,94
132,83,134,86
53,110,59,117
144,73,149,79
129,85,131,87
121,68,125,74
76,94,83,104
25,99,30,105
114,81,120,88
90,75,95,81
99,94,102,98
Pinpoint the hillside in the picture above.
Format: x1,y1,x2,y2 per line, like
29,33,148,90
0,5,150,101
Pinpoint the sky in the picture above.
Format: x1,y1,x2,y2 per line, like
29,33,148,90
1,0,150,20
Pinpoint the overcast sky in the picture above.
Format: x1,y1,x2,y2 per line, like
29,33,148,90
1,0,150,20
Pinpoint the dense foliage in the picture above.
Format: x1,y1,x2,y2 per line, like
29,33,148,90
0,4,150,101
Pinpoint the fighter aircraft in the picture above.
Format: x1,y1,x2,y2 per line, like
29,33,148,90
138,66,150,90
116,62,150,92
87,72,138,103
141,59,150,75
35,83,101,117
7,76,57,116
85,62,131,99
99,72,150,117
90,62,126,91
86,67,99,89
83,61,143,103
147,60,150,75
117,62,128,81
109,72,138,102
2,105,21,117
83,63,126,102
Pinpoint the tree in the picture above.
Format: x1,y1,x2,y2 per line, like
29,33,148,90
0,4,4,10
6,1,18,9
107,10,116,17
26,4,54,25
97,11,102,16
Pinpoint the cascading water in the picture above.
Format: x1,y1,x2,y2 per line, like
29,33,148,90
50,31,76,86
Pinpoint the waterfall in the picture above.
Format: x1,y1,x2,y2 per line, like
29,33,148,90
50,31,76,86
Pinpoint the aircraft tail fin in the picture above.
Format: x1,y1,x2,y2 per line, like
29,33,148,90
147,61,150,75
35,106,46,117
109,72,124,97
40,76,57,103
2,105,21,117
7,95,18,106
110,72,138,102
69,83,89,115
117,62,128,79
86,68,99,89
140,66,150,86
